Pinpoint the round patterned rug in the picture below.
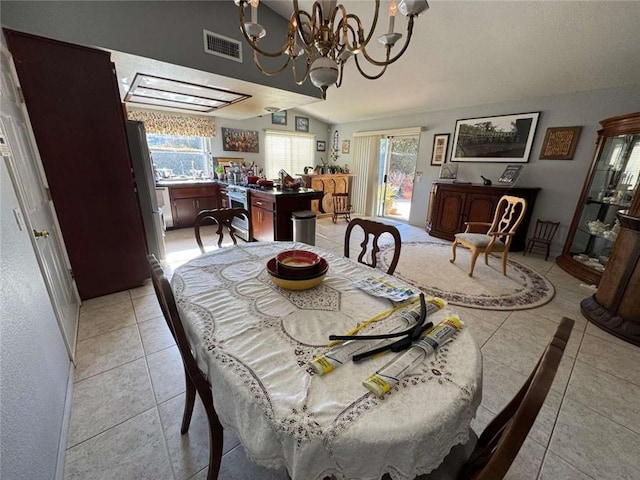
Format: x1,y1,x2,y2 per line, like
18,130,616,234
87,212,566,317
379,241,555,310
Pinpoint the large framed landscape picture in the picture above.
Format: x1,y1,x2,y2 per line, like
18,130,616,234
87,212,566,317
451,112,540,163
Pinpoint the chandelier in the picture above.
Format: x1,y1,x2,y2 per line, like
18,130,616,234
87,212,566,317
235,0,429,99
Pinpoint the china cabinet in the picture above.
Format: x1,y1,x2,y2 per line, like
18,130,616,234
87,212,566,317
556,112,640,285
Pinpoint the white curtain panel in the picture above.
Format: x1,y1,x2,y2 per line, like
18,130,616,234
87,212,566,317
351,135,382,216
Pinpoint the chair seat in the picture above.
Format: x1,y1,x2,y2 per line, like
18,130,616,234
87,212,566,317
455,233,505,251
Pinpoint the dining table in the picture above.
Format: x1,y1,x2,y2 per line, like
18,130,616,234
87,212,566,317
171,241,483,480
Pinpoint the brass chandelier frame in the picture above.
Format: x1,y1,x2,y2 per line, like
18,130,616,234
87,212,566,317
236,0,423,98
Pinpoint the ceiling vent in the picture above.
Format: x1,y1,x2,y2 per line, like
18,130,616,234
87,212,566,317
203,30,242,63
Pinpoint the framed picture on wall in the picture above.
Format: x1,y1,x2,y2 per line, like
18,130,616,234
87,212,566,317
430,133,450,166
221,127,259,153
271,111,287,125
451,112,540,163
539,126,582,159
342,140,350,154
317,140,326,152
295,116,309,132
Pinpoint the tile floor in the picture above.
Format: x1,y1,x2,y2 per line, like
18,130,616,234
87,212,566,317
64,217,640,480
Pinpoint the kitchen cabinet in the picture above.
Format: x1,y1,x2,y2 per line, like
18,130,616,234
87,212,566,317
251,191,275,242
218,185,229,209
427,183,540,251
557,112,640,285
249,189,323,242
4,29,148,299
169,184,219,228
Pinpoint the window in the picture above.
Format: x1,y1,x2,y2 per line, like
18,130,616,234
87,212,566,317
146,134,209,178
264,130,315,180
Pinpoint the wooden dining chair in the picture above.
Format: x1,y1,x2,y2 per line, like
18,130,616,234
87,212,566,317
147,255,224,480
194,207,251,253
523,219,560,261
344,218,401,275
332,193,352,223
407,316,575,480
450,195,527,277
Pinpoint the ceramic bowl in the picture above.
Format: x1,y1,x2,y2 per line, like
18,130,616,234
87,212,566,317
267,257,328,290
275,250,321,277
246,175,260,184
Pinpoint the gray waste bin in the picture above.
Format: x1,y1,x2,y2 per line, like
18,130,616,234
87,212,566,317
292,210,317,245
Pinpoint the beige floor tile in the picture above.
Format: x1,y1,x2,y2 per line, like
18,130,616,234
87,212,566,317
77,299,136,341
129,280,154,299
566,360,640,434
500,309,584,358
74,325,144,381
147,345,186,403
584,322,640,353
504,436,546,479
139,316,175,355
480,357,562,447
158,394,241,480
80,291,132,312
64,409,173,480
539,451,595,480
132,293,164,323
578,333,640,386
67,358,155,447
549,398,640,480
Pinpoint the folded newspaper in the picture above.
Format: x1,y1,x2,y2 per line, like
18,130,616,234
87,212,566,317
353,276,415,301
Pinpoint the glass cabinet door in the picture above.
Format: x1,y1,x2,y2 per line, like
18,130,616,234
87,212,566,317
569,134,640,271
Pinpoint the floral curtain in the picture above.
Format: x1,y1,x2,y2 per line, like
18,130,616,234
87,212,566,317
127,108,216,137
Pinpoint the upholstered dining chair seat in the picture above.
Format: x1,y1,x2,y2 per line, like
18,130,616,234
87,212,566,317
454,233,506,250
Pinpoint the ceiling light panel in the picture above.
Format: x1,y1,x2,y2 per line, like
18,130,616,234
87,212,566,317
125,73,251,113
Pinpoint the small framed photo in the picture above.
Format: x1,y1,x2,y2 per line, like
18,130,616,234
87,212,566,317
295,116,309,132
430,133,450,166
271,111,287,125
539,126,582,160
342,140,350,154
316,140,326,152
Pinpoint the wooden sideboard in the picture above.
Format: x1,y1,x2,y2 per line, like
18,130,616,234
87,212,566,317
300,174,355,216
426,182,540,252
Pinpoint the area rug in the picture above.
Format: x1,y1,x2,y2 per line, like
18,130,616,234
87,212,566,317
379,241,555,310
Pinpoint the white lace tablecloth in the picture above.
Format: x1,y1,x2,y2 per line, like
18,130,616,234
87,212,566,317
172,242,482,480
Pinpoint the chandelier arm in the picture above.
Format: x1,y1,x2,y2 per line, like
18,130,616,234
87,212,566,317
335,60,345,88
293,1,317,49
359,17,416,67
337,13,366,53
353,53,390,80
359,0,381,46
252,50,294,76
291,56,312,85
238,2,294,58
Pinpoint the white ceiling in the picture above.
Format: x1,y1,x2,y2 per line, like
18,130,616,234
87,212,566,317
114,1,640,126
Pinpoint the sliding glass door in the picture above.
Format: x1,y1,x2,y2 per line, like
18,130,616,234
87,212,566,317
377,135,420,221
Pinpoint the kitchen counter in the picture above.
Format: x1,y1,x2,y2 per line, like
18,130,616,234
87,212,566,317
249,187,322,197
156,179,224,187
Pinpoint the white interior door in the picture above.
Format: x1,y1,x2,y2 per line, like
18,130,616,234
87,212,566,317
0,39,80,360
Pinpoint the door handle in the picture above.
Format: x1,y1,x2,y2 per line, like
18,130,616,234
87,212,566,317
33,229,50,239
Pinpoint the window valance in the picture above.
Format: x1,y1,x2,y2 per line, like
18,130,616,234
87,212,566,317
127,108,216,137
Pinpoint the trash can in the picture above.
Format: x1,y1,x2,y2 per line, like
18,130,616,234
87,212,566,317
292,210,317,245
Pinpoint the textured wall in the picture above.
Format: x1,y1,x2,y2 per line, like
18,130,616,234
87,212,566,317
0,159,71,479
